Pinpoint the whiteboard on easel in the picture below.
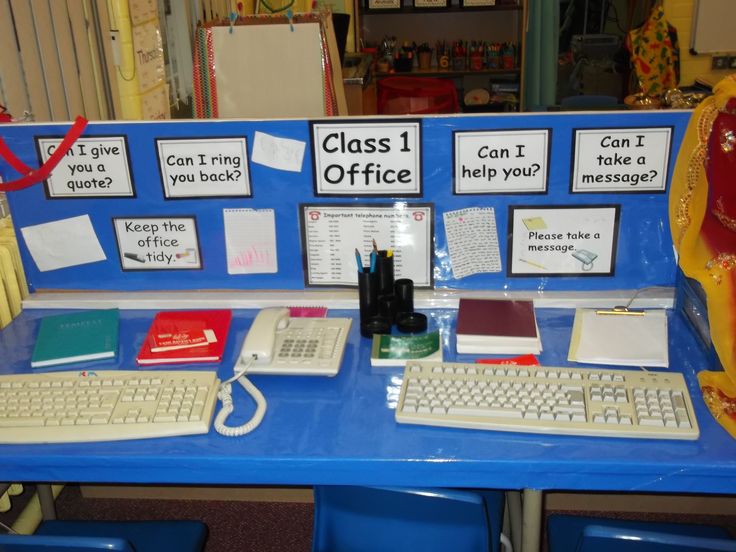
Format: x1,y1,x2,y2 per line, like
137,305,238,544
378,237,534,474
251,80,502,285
690,0,736,54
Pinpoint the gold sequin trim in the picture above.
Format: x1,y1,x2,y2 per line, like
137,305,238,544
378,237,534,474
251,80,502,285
675,103,718,248
713,196,736,232
705,252,736,284
703,385,736,421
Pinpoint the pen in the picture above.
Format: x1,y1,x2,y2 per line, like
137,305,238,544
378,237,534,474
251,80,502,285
355,248,363,271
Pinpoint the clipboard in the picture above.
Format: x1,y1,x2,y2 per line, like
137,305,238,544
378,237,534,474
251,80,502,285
568,308,669,368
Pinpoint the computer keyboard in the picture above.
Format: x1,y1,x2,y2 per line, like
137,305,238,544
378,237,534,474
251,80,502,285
396,362,700,440
0,370,220,443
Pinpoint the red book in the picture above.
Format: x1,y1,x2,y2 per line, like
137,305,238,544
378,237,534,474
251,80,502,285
456,298,541,355
136,310,232,365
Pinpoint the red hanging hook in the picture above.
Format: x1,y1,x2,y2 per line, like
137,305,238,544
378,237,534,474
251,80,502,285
0,116,88,192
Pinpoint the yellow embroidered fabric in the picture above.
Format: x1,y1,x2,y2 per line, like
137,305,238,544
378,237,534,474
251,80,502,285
627,3,679,97
670,74,736,438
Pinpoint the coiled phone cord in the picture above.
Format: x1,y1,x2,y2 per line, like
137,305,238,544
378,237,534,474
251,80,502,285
214,358,267,437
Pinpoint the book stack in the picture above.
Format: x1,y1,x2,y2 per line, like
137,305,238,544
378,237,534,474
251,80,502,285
31,309,119,369
455,298,541,355
136,310,232,366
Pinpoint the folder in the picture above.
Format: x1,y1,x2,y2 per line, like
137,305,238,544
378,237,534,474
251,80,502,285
0,273,11,329
568,308,669,368
0,238,29,298
0,246,22,317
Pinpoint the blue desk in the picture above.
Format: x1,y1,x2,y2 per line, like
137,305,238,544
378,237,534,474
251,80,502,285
1,306,735,551
1,306,734,489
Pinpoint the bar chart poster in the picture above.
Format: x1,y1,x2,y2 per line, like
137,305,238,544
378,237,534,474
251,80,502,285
508,205,620,276
300,203,434,287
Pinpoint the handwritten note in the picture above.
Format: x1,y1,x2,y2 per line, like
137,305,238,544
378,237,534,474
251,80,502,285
251,131,305,172
223,208,278,274
443,207,502,279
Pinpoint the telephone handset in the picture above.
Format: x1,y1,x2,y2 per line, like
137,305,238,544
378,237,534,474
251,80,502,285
215,308,352,437
240,307,291,365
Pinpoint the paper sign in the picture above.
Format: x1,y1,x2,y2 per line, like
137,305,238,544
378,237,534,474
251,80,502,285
310,120,421,196
301,203,433,286
156,138,251,198
36,136,134,198
454,129,549,194
443,207,502,279
20,215,106,272
251,131,305,172
132,22,164,93
113,217,201,270
571,127,672,192
223,208,278,274
509,205,620,276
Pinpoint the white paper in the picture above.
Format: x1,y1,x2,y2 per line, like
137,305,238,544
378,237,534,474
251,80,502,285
251,132,305,173
443,207,502,279
568,308,669,368
302,204,432,287
223,208,278,274
20,215,106,272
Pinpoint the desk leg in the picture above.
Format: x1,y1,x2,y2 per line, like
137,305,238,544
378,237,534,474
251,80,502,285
36,485,56,520
507,491,522,552
522,488,543,552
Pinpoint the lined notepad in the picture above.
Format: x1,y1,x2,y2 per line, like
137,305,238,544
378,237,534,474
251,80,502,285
568,308,669,368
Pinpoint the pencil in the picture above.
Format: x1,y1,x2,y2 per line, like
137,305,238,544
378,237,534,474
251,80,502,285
372,238,378,252
518,258,546,270
355,248,363,271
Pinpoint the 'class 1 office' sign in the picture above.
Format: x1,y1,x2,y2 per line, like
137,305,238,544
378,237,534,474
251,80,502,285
310,120,422,197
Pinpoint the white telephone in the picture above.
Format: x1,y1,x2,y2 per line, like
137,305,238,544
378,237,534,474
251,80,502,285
215,308,352,437
240,307,352,376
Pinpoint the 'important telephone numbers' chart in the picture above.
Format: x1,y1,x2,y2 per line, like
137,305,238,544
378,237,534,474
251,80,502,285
300,204,433,287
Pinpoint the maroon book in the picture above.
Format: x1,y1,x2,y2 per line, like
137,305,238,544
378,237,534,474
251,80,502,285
456,299,537,338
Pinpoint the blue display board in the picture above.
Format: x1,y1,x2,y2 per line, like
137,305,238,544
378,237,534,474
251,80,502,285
0,111,692,292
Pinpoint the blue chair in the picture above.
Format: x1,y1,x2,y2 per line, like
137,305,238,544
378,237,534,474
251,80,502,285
0,519,207,552
578,524,736,552
548,514,735,552
312,486,507,552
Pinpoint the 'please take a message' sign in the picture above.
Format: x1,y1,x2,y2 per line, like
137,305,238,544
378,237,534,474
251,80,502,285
310,120,421,196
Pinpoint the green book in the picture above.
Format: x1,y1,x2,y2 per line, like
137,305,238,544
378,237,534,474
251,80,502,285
370,330,442,367
31,309,119,369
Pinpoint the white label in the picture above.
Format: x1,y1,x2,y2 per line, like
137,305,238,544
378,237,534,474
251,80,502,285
509,206,619,275
113,217,201,270
454,129,549,194
37,136,134,198
311,121,421,196
302,204,432,286
157,138,251,198
572,127,671,192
